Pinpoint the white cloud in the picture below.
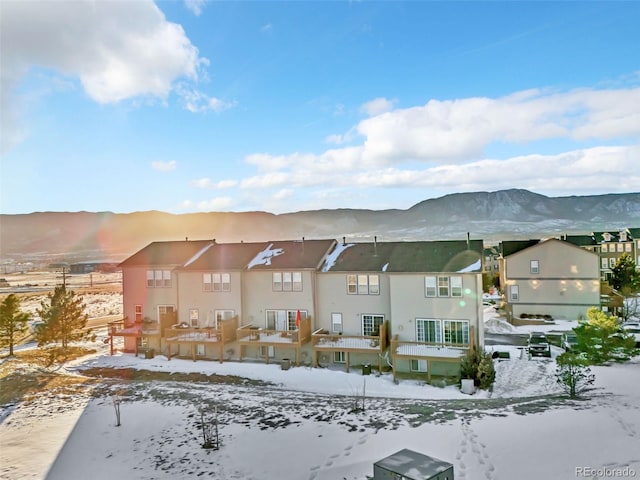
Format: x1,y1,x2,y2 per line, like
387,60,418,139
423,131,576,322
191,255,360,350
273,189,294,200
151,160,177,172
190,178,238,189
184,0,206,16
197,197,234,211
1,0,208,152
177,86,236,113
360,97,396,116
261,23,273,33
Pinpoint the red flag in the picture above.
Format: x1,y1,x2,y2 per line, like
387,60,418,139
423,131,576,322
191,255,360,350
295,309,301,329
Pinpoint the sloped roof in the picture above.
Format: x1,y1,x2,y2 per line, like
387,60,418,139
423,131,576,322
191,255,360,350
374,449,452,479
246,239,337,270
627,227,640,239
500,239,540,257
179,242,269,271
506,237,598,259
323,240,484,273
560,234,596,247
119,240,213,268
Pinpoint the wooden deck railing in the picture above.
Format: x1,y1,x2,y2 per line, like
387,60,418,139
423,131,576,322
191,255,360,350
311,320,388,372
236,317,312,366
166,316,239,363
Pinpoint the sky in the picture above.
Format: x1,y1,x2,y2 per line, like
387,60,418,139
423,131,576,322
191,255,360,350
1,0,639,215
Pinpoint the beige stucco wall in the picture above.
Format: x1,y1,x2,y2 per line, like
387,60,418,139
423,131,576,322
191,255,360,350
388,273,483,347
504,240,600,320
177,271,243,326
122,266,179,322
315,272,391,335
242,270,318,329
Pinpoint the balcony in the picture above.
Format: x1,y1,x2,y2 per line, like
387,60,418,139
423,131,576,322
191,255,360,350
390,334,471,382
311,320,389,373
236,316,312,365
107,318,142,355
166,316,238,362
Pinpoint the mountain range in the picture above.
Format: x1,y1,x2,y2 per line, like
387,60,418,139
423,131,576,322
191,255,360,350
2,189,639,263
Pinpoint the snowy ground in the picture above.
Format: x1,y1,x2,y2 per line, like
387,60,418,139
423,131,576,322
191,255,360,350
1,305,639,480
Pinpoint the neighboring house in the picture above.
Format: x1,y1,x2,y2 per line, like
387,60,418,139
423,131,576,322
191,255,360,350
483,245,500,275
500,238,600,321
69,261,119,274
593,229,634,282
626,227,640,269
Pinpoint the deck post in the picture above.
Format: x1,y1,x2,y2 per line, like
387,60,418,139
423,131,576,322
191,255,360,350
219,342,223,364
346,352,350,373
167,343,171,361
110,335,114,356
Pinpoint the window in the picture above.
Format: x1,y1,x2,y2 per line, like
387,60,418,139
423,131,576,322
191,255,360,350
134,305,142,323
617,243,623,252
273,272,302,291
333,351,346,363
266,309,307,331
347,274,379,295
331,313,343,333
601,244,608,252
438,276,450,297
204,273,230,291
362,314,384,336
530,260,539,274
601,258,608,269
196,344,205,356
425,276,437,297
625,243,632,252
189,309,199,327
609,258,616,268
147,270,171,288
510,285,519,301
157,305,175,322
410,359,427,372
215,310,235,324
451,276,463,297
416,319,441,343
443,320,470,345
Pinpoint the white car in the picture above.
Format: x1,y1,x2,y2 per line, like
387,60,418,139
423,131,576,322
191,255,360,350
621,322,640,347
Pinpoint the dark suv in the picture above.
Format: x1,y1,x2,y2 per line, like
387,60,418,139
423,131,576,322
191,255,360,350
528,332,552,357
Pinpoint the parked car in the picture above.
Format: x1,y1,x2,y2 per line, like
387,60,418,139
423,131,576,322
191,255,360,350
561,332,578,352
621,322,640,347
528,332,552,357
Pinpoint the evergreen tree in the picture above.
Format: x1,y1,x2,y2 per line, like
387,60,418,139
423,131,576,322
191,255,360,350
0,294,30,356
555,352,595,399
573,307,637,365
35,286,89,349
611,253,640,294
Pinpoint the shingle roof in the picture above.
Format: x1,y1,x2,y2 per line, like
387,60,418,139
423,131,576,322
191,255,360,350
179,242,269,271
323,240,484,273
500,240,540,257
246,239,337,270
118,240,213,268
560,234,596,247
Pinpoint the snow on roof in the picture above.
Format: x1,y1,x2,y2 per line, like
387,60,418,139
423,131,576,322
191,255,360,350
314,337,380,350
321,242,355,272
382,262,389,272
247,243,285,269
457,259,481,273
183,242,215,267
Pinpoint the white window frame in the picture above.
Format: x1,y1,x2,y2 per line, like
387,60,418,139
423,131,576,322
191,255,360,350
617,243,623,252
333,351,346,363
530,260,539,274
425,276,437,297
272,272,282,291
609,258,616,268
147,269,171,288
443,320,470,345
347,274,357,294
189,308,199,327
410,359,427,372
211,273,230,292
451,276,463,297
510,285,519,301
134,305,143,323
416,318,442,343
292,272,303,291
601,244,608,253
625,243,632,252
438,276,450,297
273,272,302,292
331,313,343,333
196,344,205,356
362,314,384,336
266,309,307,331
601,258,608,269
348,274,379,295
215,309,235,325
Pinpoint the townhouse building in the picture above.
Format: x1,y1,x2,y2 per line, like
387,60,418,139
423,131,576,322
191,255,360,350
111,237,485,381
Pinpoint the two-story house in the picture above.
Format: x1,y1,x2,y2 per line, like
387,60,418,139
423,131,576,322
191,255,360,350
500,238,600,322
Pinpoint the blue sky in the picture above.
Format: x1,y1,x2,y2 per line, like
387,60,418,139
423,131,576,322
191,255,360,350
1,1,639,215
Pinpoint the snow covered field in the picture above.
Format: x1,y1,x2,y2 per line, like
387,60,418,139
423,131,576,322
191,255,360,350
1,306,639,480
